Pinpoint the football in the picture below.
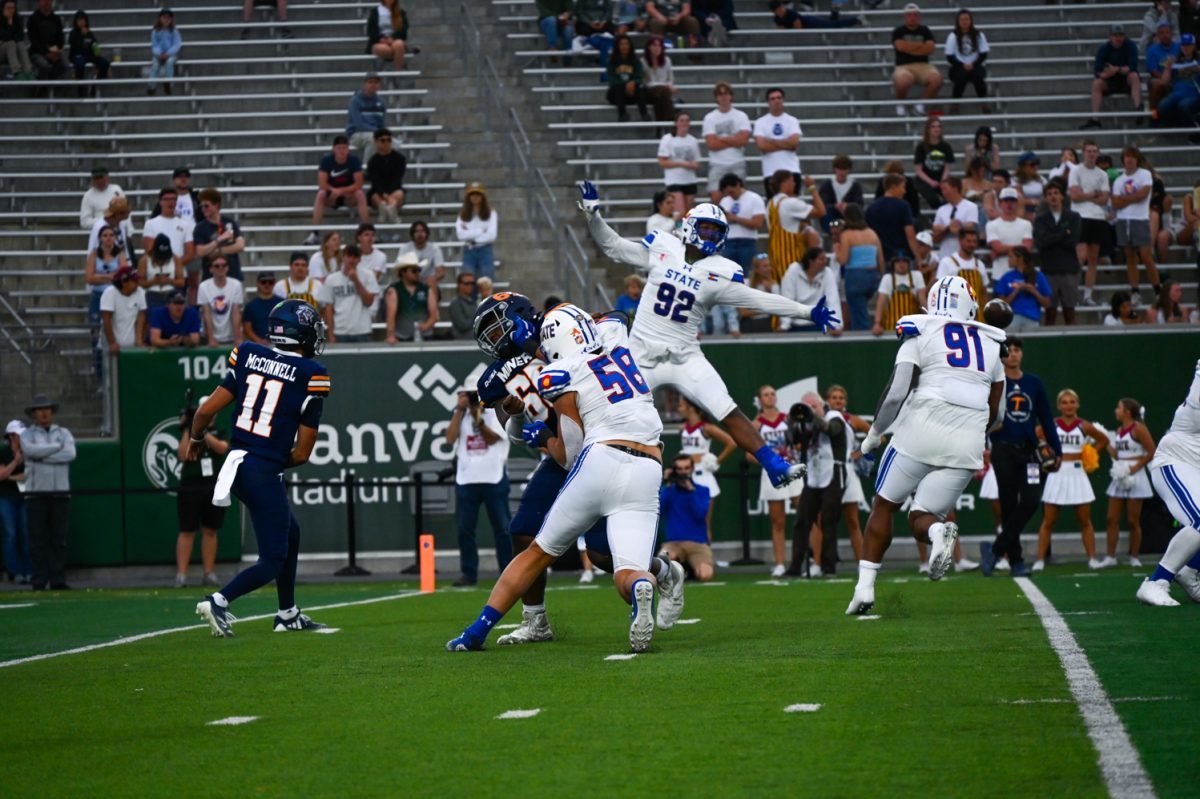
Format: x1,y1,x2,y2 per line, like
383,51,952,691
982,298,1014,329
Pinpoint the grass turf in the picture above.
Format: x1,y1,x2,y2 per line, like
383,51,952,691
1,568,1195,797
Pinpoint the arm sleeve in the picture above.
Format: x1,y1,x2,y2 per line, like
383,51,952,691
870,357,919,435
1035,380,1062,455
586,210,652,270
710,278,815,320
505,414,527,446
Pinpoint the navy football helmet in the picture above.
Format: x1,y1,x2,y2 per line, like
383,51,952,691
473,292,539,359
268,299,326,357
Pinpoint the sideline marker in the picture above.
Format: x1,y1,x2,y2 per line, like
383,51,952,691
420,534,435,593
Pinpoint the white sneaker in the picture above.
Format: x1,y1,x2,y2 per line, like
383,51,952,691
202,571,219,587
996,557,1011,572
914,102,927,115
808,563,824,578
579,569,595,584
771,563,787,578
1088,557,1104,570
174,573,187,588
1127,556,1143,568
918,562,930,575
1174,566,1200,603
629,580,655,653
954,558,979,573
1098,556,1118,569
1032,560,1045,573
497,610,555,645
845,586,875,615
1135,578,1179,607
895,104,908,117
928,522,958,581
655,560,686,630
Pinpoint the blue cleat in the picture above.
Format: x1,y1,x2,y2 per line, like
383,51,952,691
272,612,327,632
980,542,996,577
196,595,236,638
446,632,485,652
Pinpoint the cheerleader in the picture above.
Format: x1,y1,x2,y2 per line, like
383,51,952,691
678,395,737,548
1102,397,1157,567
1033,390,1111,572
747,385,802,577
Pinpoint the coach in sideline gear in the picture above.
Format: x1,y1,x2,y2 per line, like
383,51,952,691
787,394,849,577
660,453,714,582
20,395,76,591
981,337,1061,577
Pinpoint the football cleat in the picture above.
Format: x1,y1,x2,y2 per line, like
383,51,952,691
928,522,958,581
655,560,686,630
1175,566,1200,603
196,596,236,638
845,587,875,616
629,580,655,653
1135,578,1180,607
446,632,485,652
497,610,555,645
272,612,327,632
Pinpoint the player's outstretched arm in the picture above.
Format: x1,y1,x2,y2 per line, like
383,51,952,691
713,280,841,333
578,181,652,271
861,361,919,455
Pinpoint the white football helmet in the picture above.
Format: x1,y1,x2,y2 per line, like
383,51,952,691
539,303,602,362
680,203,728,255
927,275,978,322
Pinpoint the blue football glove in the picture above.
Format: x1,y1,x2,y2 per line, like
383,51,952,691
810,296,840,334
522,421,552,449
853,453,876,478
577,180,600,214
510,314,536,348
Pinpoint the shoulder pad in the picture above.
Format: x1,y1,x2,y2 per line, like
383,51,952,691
895,318,922,340
597,310,631,329
730,268,745,284
536,368,573,401
641,230,657,249
476,362,509,406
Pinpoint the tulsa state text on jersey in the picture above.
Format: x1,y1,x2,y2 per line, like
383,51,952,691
476,352,553,423
221,342,330,465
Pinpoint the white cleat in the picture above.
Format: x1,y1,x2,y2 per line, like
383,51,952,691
954,558,979,573
655,560,686,630
995,557,1011,572
781,462,807,486
1127,556,1143,568
1174,566,1200,603
1031,560,1045,573
1087,558,1104,570
629,580,656,653
770,563,787,578
1097,556,1118,569
497,610,555,645
579,569,595,584
1136,578,1180,607
928,522,958,581
845,586,875,615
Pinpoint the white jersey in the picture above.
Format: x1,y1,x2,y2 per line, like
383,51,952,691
888,314,1006,470
679,422,712,456
1152,359,1200,469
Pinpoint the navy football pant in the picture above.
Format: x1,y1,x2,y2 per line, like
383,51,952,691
219,456,300,610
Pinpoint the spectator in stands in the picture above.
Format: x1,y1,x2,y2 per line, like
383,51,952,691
355,222,389,285
149,291,201,348
308,230,341,281
1111,145,1160,306
1083,25,1141,129
573,0,615,68
963,156,995,223
1153,32,1200,134
21,395,75,591
658,110,701,217
1144,277,1188,322
647,189,677,232
1146,22,1182,113
866,172,920,261
692,0,736,45
241,271,276,345
873,159,922,220
143,186,195,273
835,203,884,331
1141,0,1180,52
1,1,35,81
818,154,864,233
367,0,408,70
536,0,572,49
739,253,779,333
347,72,388,164
148,8,180,95
611,0,647,35
26,0,66,82
605,33,649,121
1068,140,1110,307
936,227,988,303
99,267,147,353
0,420,30,584
139,233,184,309
86,225,129,329
196,257,243,346
79,166,123,231
274,251,329,310
892,3,942,116
1035,181,1084,312
873,253,926,335
641,35,676,121
67,10,108,96
153,166,198,221
993,245,1050,330
913,228,938,281
614,273,644,317
448,272,477,339
932,176,978,259
963,125,1001,174
781,248,842,335
1103,290,1138,325
447,390,512,587
1047,147,1078,185
718,173,765,272
768,0,860,30
944,8,989,114
306,135,369,246
367,127,406,226
324,244,379,344
476,276,494,300
1149,166,1174,264
913,116,953,210
1181,176,1200,250
702,81,751,204
385,257,437,343
766,170,824,285
986,187,1033,286
1014,151,1045,220
192,188,245,281
456,182,498,279
645,1,700,44
396,220,445,290
659,453,714,582
241,0,290,40
753,87,803,199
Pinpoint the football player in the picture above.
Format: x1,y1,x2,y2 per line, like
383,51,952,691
471,294,686,644
1136,358,1200,606
847,276,1007,615
188,299,331,637
448,304,666,653
577,180,839,490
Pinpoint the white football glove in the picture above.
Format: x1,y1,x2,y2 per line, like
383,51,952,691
699,452,719,475
860,428,882,457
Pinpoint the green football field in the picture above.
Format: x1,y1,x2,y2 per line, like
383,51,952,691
1,568,1196,798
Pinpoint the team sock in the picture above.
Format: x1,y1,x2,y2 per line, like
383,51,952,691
926,522,944,547
654,557,670,583
856,561,881,591
522,603,544,616
277,606,299,621
211,592,229,608
1150,565,1175,583
754,445,786,479
464,605,504,644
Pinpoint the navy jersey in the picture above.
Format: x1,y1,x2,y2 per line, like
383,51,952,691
220,341,330,465
477,352,554,424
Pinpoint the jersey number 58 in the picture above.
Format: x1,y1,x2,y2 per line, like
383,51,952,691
588,346,650,404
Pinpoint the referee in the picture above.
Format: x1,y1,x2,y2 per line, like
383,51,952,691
981,337,1061,577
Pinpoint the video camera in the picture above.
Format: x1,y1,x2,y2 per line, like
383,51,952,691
787,402,819,454
180,388,215,445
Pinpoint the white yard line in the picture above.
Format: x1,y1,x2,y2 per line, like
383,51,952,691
1014,577,1157,799
0,602,36,609
604,653,637,661
496,708,541,720
208,716,259,726
0,590,426,670
784,703,822,713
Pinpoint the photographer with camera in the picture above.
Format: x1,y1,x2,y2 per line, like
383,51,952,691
660,453,715,583
175,391,230,589
786,393,850,577
447,389,513,587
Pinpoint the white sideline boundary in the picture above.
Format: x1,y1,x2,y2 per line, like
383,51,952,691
1014,577,1157,799
0,590,426,670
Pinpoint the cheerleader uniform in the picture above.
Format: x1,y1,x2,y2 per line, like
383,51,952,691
1042,418,1095,505
758,414,803,501
680,421,721,499
1107,424,1154,499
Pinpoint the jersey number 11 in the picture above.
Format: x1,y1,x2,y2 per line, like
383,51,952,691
235,373,283,437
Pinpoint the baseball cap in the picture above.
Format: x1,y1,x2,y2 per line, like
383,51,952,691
113,265,139,284
152,233,173,262
1110,23,1125,34
1017,150,1039,165
365,71,380,81
1183,33,1196,46
904,3,921,12
1157,20,1172,29
289,251,309,264
5,419,25,436
160,8,174,16
167,290,187,304
999,187,1020,201
465,181,487,198
915,230,934,247
257,270,277,282
91,165,109,178
172,166,191,178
